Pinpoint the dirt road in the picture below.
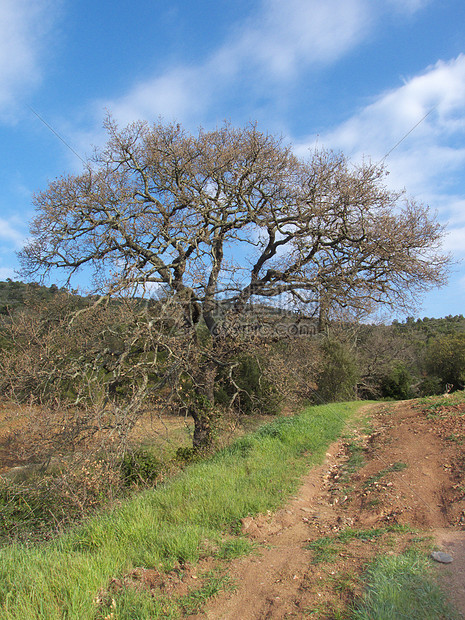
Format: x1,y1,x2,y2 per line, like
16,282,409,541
192,400,465,619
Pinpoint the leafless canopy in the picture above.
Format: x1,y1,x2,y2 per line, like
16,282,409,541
17,118,451,449
20,120,448,330
20,118,449,325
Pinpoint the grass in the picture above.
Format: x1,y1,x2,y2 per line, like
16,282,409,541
179,571,234,616
363,461,408,488
305,526,458,618
344,440,366,475
414,390,465,418
352,549,460,619
306,525,410,564
0,400,363,619
329,418,373,500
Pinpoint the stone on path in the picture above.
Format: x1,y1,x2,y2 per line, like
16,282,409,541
431,551,453,564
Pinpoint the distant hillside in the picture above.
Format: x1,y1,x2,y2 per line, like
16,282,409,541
392,314,465,342
0,279,462,341
0,280,68,315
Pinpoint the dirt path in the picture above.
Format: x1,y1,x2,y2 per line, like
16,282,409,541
192,400,465,619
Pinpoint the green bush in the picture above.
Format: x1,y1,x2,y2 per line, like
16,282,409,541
215,353,280,416
121,449,162,486
174,446,203,465
316,339,359,403
380,363,414,399
425,333,465,391
418,375,443,397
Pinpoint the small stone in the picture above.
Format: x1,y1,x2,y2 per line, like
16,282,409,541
431,551,453,564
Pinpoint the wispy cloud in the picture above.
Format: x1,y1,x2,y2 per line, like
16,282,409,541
295,55,465,254
0,217,27,248
308,55,465,192
385,0,432,14
0,0,59,120
103,0,425,126
223,0,372,79
0,267,16,280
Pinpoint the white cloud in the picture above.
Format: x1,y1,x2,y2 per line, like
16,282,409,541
0,0,58,119
293,55,465,261
0,217,26,248
104,0,425,127
0,267,16,280
444,228,465,254
298,55,465,195
108,68,209,127
225,0,372,79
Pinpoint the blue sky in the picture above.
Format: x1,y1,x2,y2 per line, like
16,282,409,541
1,0,465,319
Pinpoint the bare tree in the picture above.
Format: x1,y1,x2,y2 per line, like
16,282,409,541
18,118,450,448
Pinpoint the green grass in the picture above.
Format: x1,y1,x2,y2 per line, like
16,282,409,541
306,525,410,564
352,550,459,619
0,401,363,619
363,461,408,488
344,439,366,474
414,390,465,418
179,571,234,616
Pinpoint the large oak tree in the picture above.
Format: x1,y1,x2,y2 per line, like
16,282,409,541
19,118,450,447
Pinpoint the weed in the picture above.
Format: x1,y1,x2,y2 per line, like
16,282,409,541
345,441,366,472
306,535,339,564
174,446,203,465
302,603,326,616
0,458,121,542
445,433,464,443
121,448,162,486
217,537,253,559
415,391,465,418
306,525,411,564
329,569,359,595
363,461,407,488
179,572,233,616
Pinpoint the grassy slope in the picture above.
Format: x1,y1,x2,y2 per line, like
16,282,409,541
0,401,362,619
353,551,458,620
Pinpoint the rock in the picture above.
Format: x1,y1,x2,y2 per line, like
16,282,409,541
431,551,453,564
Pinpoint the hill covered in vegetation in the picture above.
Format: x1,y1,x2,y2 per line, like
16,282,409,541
0,279,464,406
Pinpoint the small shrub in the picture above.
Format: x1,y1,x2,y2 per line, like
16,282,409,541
380,363,414,399
0,458,121,542
215,353,281,416
121,449,162,486
174,446,203,466
425,333,465,391
418,376,443,397
316,339,359,403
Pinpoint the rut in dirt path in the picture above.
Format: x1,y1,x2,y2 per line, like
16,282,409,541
189,439,344,619
192,400,465,619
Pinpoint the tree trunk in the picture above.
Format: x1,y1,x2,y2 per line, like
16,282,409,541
318,296,329,334
191,408,213,449
190,362,217,450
